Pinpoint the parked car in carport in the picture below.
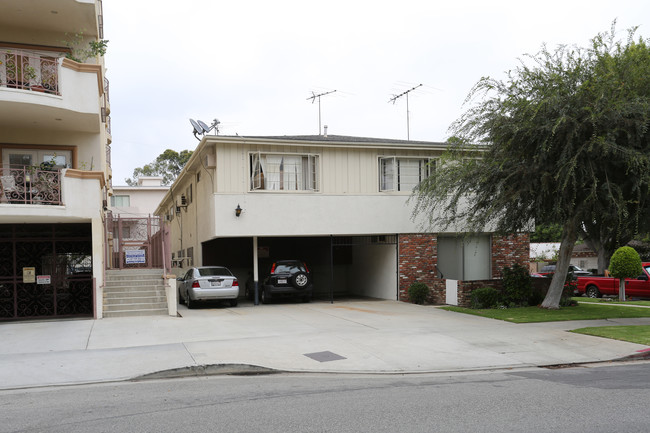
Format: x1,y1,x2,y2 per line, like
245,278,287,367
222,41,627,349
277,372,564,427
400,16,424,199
252,260,313,304
177,266,239,308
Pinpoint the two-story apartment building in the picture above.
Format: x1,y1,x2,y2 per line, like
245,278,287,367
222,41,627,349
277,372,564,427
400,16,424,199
156,134,529,305
0,0,111,320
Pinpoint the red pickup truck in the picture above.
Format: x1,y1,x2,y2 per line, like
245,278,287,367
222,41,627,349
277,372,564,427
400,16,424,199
576,262,650,298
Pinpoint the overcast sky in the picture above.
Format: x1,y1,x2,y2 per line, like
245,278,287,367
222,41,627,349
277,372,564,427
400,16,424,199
102,0,650,185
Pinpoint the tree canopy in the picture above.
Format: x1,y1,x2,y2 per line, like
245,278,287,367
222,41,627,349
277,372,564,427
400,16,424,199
125,149,193,186
412,23,650,309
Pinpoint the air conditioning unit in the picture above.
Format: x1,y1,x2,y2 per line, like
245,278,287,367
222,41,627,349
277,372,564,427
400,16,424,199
180,195,187,206
204,154,216,168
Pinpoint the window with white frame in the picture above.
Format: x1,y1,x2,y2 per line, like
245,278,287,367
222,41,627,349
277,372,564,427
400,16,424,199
110,195,130,207
379,157,435,192
250,152,319,191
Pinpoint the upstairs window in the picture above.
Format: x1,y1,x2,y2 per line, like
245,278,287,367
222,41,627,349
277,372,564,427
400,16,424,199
250,152,319,191
111,195,130,207
379,157,435,192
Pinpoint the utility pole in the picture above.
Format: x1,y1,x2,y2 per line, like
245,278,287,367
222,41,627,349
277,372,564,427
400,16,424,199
307,90,337,135
389,84,422,140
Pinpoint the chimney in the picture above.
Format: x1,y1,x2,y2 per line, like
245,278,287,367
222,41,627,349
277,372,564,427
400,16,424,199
323,125,328,137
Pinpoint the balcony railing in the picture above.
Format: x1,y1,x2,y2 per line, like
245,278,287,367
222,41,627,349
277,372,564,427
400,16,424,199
0,166,62,205
0,50,60,95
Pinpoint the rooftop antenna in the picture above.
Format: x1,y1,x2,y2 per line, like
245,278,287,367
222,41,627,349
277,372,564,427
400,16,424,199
307,90,336,135
389,83,422,140
189,118,220,140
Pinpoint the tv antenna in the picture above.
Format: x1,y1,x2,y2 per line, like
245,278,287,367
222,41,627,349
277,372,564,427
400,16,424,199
189,118,220,140
389,84,422,140
307,90,336,135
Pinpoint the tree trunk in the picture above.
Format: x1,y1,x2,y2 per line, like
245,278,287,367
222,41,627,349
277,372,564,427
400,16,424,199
541,220,578,309
619,278,626,301
597,247,610,275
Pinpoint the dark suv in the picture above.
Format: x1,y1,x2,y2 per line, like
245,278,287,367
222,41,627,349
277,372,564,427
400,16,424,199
259,260,312,303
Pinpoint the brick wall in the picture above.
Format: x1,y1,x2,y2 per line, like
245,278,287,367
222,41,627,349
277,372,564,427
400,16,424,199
399,232,530,305
398,234,438,302
492,233,530,278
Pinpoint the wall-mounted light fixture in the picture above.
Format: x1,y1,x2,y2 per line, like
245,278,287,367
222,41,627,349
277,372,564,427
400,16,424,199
235,204,242,217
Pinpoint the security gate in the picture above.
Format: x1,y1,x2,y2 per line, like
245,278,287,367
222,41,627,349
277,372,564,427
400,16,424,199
105,213,170,271
0,224,93,321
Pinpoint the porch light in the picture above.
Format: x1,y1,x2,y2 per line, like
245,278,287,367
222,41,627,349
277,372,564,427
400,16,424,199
235,204,242,217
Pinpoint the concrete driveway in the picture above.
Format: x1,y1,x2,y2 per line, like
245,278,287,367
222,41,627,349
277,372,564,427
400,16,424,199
1,299,649,389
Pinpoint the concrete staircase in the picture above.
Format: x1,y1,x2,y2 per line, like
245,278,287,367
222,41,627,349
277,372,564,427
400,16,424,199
103,269,168,318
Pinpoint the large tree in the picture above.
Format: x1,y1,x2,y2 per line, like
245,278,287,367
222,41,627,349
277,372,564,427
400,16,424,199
412,23,650,309
125,149,193,186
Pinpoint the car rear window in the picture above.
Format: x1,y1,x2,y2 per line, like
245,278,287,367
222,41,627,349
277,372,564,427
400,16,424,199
198,267,232,277
274,263,306,274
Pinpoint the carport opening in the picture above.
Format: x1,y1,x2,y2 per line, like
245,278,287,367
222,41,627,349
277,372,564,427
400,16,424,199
201,235,398,302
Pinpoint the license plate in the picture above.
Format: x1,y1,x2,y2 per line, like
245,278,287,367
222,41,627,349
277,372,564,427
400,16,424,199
278,278,287,284
211,281,222,287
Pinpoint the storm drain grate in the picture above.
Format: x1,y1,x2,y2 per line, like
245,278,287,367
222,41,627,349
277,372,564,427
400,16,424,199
303,351,347,363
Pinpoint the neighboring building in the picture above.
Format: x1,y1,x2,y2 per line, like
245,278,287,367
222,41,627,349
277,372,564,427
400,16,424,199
156,134,529,305
110,177,169,217
0,1,112,320
530,242,598,273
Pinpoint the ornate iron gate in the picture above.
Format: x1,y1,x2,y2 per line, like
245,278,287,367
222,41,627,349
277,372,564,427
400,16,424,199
105,213,170,271
0,224,93,321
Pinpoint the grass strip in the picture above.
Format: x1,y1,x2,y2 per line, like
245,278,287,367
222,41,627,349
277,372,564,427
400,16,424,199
571,325,650,346
441,303,650,323
572,297,650,307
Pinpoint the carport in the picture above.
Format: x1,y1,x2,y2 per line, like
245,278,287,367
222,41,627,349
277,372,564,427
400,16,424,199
201,235,398,302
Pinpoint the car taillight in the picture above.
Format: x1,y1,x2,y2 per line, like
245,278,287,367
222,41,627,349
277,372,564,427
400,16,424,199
270,263,276,274
192,281,200,288
233,280,239,286
303,262,309,273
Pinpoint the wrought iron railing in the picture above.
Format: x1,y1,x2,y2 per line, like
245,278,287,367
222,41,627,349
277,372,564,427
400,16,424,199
0,50,60,95
0,166,62,205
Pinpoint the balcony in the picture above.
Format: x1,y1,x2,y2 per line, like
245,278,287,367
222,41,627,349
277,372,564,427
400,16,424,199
0,50,104,135
0,166,62,205
0,51,59,95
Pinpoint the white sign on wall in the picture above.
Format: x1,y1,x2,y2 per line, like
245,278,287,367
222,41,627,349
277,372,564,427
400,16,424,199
125,250,146,264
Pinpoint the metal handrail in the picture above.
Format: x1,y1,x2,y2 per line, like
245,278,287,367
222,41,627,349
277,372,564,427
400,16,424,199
0,50,60,95
0,166,62,205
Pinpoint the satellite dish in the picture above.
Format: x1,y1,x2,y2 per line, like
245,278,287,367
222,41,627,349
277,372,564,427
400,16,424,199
190,118,221,139
190,119,203,140
197,120,211,133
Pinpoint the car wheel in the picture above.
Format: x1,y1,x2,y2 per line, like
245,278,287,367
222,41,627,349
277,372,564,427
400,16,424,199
261,289,269,304
586,285,601,298
178,288,185,305
186,295,194,309
292,272,309,289
230,298,238,307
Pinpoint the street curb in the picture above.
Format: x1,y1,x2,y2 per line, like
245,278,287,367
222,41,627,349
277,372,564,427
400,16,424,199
133,364,284,380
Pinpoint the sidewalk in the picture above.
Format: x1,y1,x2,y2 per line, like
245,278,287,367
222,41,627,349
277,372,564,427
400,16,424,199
1,299,649,390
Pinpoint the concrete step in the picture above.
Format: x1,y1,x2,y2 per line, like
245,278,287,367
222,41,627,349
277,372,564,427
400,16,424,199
104,290,165,299
103,309,168,318
104,279,166,288
103,269,170,318
103,301,167,312
103,296,167,305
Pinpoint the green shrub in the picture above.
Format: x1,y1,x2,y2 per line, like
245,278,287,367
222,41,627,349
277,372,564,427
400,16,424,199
408,282,430,305
471,287,500,309
609,246,642,279
502,263,532,306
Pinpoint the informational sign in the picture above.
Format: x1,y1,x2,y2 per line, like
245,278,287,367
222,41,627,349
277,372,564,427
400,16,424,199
23,267,36,283
37,275,51,285
125,249,146,264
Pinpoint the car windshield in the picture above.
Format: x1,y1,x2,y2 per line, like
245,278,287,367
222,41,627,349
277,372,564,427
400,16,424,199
197,267,232,277
274,262,306,274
